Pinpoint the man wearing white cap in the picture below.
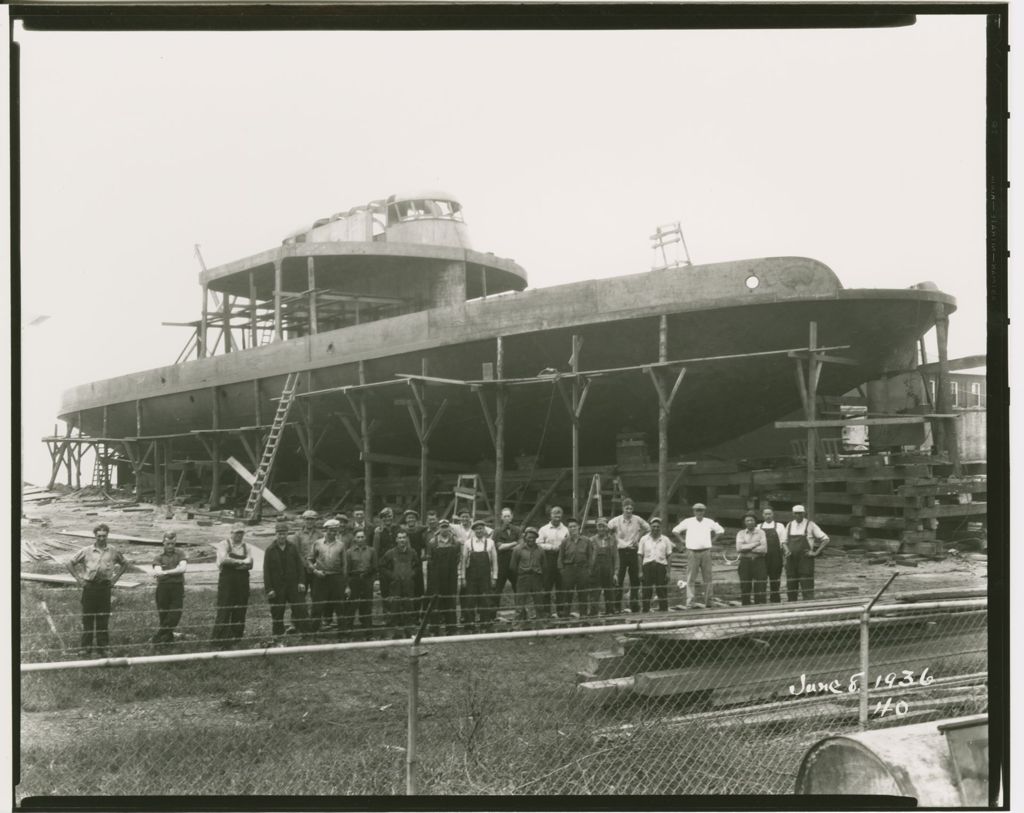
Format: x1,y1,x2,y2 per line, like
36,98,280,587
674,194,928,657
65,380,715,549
212,523,253,645
672,503,724,609
309,518,347,630
785,505,830,601
295,510,320,617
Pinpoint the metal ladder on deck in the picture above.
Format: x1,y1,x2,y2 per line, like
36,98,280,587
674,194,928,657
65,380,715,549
449,474,492,520
580,473,627,527
244,372,300,519
91,444,110,490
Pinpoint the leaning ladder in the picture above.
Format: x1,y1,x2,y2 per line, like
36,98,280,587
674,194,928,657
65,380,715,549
244,372,301,519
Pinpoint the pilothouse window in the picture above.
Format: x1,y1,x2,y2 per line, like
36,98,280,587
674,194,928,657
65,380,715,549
388,198,465,224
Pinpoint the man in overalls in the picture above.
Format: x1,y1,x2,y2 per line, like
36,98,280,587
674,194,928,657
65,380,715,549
459,518,497,631
212,523,253,646
424,519,461,635
760,507,789,603
785,504,830,601
588,518,619,616
373,507,400,607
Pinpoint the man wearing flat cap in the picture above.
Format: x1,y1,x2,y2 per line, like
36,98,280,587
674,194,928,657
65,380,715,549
589,518,619,616
785,505,829,602
373,507,401,603
264,524,311,639
424,518,461,635
672,503,724,609
459,518,498,631
309,518,347,631
295,510,320,617
638,517,673,612
510,527,545,626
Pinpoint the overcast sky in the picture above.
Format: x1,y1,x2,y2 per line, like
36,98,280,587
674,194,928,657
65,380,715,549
16,16,990,486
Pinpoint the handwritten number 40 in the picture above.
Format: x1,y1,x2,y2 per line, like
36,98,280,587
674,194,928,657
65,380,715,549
874,697,910,718
848,667,933,693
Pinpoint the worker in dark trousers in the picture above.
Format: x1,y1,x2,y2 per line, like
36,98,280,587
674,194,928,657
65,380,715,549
588,518,619,616
151,531,187,645
608,499,649,614
492,507,522,613
344,529,377,637
211,523,253,646
558,518,593,618
785,505,830,601
372,507,400,608
736,513,768,605
638,518,673,612
308,518,347,630
460,519,497,631
511,527,545,627
67,523,129,657
760,507,789,603
263,529,310,641
425,519,461,635
380,530,421,638
537,506,570,618
295,510,320,618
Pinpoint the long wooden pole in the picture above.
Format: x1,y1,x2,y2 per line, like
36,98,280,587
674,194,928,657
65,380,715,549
307,257,318,335
307,372,314,509
806,322,818,518
658,315,669,522
359,361,373,518
221,295,233,353
273,258,283,341
199,284,208,358
249,271,258,349
494,336,505,517
419,359,429,514
933,308,961,476
571,334,581,518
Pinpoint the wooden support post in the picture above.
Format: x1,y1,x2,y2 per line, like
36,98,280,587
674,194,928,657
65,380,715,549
222,295,233,353
136,400,143,437
494,336,505,517
249,271,258,349
658,316,668,522
307,257,318,335
306,372,314,508
405,359,450,515
273,257,283,341
152,440,162,503
210,436,222,507
199,284,209,358
933,308,961,476
805,322,819,518
359,361,372,517
253,379,263,427
102,406,109,438
164,440,174,505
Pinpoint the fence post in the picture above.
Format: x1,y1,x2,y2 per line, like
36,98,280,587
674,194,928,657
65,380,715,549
407,595,437,794
859,573,899,728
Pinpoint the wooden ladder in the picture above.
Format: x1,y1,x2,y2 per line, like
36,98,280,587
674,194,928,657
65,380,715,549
244,372,300,519
91,444,110,490
449,474,492,520
580,473,627,527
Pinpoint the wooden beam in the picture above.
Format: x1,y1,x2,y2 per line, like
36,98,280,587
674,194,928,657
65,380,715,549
360,451,468,473
307,257,318,335
787,350,861,367
249,271,258,348
917,354,986,374
199,283,209,358
775,417,934,429
494,336,506,515
273,257,283,341
225,456,286,511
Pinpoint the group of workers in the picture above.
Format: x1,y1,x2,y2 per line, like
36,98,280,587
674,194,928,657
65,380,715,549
65,500,830,656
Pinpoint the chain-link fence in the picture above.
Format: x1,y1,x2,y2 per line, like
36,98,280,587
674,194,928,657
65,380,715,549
18,576,987,800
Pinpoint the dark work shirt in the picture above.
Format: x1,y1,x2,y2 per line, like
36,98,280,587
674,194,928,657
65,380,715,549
346,544,377,577
382,547,421,597
373,524,400,562
263,542,306,595
153,549,186,583
510,543,545,575
558,535,594,568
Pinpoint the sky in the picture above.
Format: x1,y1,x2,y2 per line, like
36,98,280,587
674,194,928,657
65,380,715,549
15,16,991,487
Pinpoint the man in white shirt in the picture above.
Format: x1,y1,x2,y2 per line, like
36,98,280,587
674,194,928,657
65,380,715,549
637,517,674,612
672,503,724,609
608,499,649,614
537,506,570,618
785,504,830,601
760,507,788,604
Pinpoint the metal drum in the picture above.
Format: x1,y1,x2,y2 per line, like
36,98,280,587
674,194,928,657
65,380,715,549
795,716,987,806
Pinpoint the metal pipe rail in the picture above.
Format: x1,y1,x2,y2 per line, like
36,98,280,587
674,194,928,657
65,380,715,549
21,598,986,673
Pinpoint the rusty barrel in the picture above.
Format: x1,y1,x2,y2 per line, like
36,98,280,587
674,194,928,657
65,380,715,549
795,715,987,805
